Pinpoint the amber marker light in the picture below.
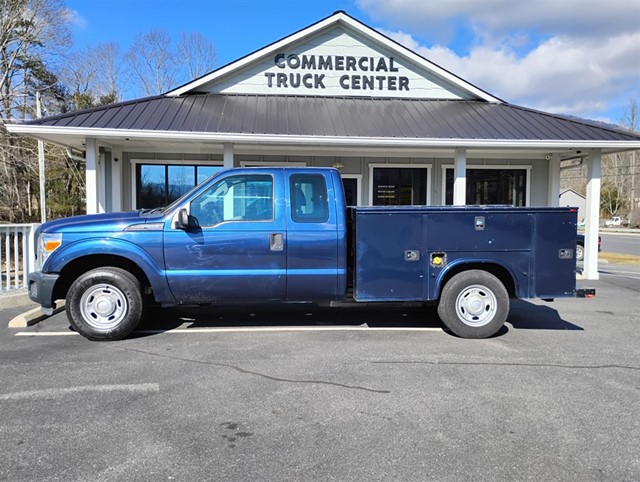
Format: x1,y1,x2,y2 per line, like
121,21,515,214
44,240,62,252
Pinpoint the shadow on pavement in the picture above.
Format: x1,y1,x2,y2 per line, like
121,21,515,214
130,298,582,339
136,304,441,334
507,299,583,331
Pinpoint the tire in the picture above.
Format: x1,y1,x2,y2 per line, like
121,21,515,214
576,243,584,261
66,267,145,341
437,270,509,339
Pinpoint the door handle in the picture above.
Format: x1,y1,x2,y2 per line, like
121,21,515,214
270,233,284,251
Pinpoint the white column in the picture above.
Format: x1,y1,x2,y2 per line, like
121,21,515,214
453,148,467,205
223,143,234,169
36,91,46,223
111,147,123,212
85,138,98,215
98,147,106,213
548,154,561,206
584,149,601,280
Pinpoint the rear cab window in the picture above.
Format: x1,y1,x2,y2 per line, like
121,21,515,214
290,174,329,223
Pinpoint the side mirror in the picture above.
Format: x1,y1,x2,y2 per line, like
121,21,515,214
177,208,192,230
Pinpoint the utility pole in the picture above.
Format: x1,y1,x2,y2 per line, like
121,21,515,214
36,90,46,223
631,149,636,225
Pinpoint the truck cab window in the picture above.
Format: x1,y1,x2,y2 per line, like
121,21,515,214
290,174,329,223
189,174,274,226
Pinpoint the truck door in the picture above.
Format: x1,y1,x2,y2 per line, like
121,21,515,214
285,171,341,300
163,171,286,303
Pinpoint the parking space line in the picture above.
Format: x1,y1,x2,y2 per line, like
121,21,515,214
0,383,159,401
15,326,443,336
15,332,79,336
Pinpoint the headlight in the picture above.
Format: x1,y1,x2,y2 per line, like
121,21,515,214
36,233,62,271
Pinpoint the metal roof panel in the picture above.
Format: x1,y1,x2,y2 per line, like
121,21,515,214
15,94,640,143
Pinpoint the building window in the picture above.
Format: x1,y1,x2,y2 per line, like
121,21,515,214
445,168,527,206
136,164,222,209
372,167,429,205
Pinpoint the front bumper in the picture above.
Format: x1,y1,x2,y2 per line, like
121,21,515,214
28,272,60,309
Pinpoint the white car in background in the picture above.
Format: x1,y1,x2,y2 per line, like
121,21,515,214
604,216,623,227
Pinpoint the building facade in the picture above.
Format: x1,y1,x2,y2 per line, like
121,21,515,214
560,189,587,224
7,11,640,280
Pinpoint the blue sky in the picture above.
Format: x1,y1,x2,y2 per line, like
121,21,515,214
67,0,640,126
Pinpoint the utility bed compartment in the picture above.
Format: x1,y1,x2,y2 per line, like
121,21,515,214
349,206,578,302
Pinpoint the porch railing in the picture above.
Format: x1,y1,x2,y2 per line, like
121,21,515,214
0,224,39,292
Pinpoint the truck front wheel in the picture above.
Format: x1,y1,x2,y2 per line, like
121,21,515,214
66,267,145,341
437,270,509,338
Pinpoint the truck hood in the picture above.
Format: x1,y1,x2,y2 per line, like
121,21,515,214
40,210,165,233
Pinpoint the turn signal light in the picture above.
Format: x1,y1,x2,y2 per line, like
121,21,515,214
44,240,61,252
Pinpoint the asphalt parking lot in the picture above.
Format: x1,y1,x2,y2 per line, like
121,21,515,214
1,267,639,481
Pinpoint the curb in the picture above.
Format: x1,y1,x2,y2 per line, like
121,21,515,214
0,291,37,310
8,300,66,328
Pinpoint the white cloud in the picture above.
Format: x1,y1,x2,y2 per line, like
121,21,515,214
358,0,640,41
382,28,640,120
361,0,640,122
65,9,88,30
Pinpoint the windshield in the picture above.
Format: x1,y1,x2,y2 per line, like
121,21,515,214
158,171,224,215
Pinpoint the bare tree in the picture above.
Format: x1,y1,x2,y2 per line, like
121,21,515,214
127,30,179,96
561,98,639,224
621,98,638,132
126,30,218,97
61,42,126,110
62,46,98,109
0,0,70,120
598,99,640,221
95,42,127,104
0,0,73,222
619,98,639,225
177,32,217,80
1,3,221,222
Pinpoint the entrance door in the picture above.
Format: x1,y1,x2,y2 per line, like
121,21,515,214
164,172,286,303
342,176,361,206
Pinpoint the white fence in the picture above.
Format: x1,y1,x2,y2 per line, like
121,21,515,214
0,224,39,292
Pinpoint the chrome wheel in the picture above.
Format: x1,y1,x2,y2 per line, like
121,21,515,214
455,284,498,327
576,244,584,261
79,283,128,331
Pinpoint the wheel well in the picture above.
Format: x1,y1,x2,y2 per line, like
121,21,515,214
439,263,517,298
53,255,152,302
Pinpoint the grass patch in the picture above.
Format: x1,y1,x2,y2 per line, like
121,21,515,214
599,252,640,265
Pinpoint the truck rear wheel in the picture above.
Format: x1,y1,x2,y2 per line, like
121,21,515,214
66,267,145,341
437,270,509,338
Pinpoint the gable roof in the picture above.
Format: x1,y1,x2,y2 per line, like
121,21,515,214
166,11,502,102
560,189,586,199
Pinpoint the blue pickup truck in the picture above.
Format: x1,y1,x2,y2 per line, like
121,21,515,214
29,167,587,341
